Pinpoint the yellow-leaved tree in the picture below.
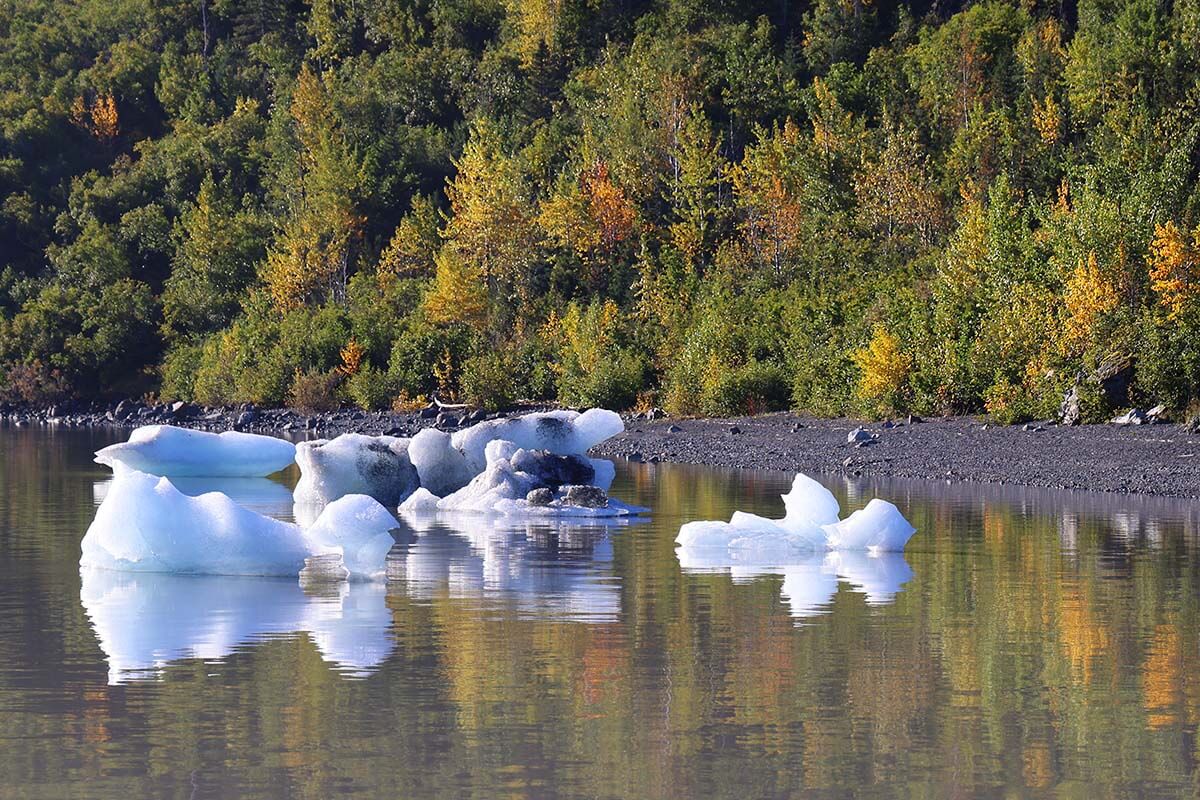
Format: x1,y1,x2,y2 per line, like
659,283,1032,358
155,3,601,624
1148,221,1200,321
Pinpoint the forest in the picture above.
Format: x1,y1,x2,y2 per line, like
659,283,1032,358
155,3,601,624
1,0,1200,421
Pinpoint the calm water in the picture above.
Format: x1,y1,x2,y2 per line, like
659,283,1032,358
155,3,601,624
1,428,1199,798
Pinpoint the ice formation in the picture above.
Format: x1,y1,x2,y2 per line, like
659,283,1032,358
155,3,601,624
675,473,916,554
81,469,398,578
408,428,475,496
80,569,392,683
426,443,644,517
95,425,296,477
94,475,295,518
450,408,624,473
293,433,420,506
675,547,913,619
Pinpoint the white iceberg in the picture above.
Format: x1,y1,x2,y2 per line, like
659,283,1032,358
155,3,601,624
430,443,645,517
293,433,419,506
408,428,475,496
80,569,392,683
81,469,398,578
95,425,296,477
450,408,624,473
674,472,915,554
93,475,296,519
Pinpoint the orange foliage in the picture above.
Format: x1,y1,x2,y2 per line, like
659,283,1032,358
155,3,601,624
1148,221,1200,320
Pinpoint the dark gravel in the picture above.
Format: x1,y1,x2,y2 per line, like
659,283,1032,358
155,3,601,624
592,413,1200,498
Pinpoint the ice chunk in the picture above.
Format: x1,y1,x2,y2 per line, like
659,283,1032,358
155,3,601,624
302,495,400,579
398,487,441,514
81,470,397,577
79,569,392,683
93,475,295,518
675,473,915,554
434,446,645,518
293,433,419,506
822,499,916,553
780,473,841,528
95,425,296,477
589,458,616,492
409,428,474,496
451,409,624,473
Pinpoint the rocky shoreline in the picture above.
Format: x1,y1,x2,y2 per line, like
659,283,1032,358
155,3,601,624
7,400,1200,498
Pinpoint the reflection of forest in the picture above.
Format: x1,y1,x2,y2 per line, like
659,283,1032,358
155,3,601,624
2,431,1200,797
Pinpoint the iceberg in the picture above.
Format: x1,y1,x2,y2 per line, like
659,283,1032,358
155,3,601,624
674,472,915,554
95,425,296,477
429,443,646,517
81,469,398,578
93,475,296,518
450,408,624,473
293,433,420,506
408,428,475,497
80,569,392,683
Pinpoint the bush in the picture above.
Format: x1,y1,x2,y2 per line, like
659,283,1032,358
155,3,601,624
347,366,394,410
460,350,519,410
159,342,203,401
852,326,912,417
289,369,341,413
702,360,791,416
0,361,70,405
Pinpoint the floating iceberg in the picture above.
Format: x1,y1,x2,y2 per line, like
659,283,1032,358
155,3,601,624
80,569,392,683
293,433,419,506
93,475,296,518
421,442,645,517
408,428,475,496
451,409,624,473
95,425,296,477
81,469,398,578
675,473,915,554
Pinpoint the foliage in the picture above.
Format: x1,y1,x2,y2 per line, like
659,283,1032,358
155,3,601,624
3,0,1200,416
289,369,342,413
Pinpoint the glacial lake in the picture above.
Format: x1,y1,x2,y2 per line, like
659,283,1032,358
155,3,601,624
1,427,1199,798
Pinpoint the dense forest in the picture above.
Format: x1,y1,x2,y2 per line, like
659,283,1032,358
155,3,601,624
1,0,1199,420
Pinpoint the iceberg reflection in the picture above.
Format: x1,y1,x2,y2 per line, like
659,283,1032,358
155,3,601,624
676,547,913,619
389,514,636,622
80,568,392,683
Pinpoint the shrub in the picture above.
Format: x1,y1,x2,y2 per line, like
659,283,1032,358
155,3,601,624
347,366,394,411
460,350,519,410
702,360,791,416
852,326,912,416
0,361,70,405
159,342,203,401
289,369,342,413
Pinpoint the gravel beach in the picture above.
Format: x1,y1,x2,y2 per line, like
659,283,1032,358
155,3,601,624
10,400,1200,498
591,413,1200,498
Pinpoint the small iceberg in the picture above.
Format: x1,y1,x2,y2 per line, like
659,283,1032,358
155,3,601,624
675,473,915,554
451,408,624,473
81,468,398,578
93,475,295,518
401,440,645,518
95,425,296,477
80,569,392,683
293,433,420,507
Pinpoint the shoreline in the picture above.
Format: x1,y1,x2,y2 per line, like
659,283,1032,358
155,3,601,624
8,401,1200,499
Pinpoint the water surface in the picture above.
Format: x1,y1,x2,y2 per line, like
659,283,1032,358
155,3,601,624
0,427,1198,798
